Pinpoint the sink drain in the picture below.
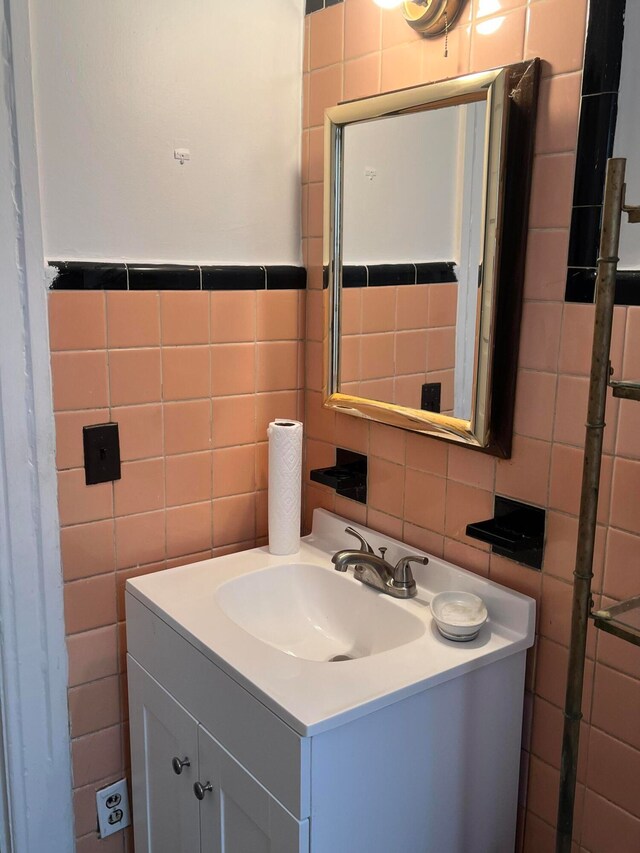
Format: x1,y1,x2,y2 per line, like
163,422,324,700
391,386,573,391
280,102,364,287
328,654,353,662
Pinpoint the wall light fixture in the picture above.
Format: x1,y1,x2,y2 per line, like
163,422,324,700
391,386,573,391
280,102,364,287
373,0,465,37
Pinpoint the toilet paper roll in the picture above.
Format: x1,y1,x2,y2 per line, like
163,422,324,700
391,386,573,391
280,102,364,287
268,419,303,556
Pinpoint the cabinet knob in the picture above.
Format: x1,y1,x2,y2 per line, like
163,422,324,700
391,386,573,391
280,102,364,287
193,781,213,801
171,756,191,775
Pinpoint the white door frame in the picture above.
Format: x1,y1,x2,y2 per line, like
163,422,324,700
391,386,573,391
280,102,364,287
0,0,74,849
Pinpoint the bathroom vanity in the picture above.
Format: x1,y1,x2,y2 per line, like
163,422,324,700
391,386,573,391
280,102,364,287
126,510,535,853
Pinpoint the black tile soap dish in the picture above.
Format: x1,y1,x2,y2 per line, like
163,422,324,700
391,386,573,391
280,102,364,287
310,448,367,504
466,496,545,570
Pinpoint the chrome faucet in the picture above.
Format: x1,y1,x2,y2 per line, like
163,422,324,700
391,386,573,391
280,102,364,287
332,527,428,599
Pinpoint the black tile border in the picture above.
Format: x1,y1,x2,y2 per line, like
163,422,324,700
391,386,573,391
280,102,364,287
49,262,128,290
566,268,640,306
128,264,200,291
305,0,342,14
565,0,629,304
49,262,306,291
324,261,458,289
201,266,265,291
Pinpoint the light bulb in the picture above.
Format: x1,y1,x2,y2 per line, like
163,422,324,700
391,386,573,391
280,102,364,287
373,0,405,9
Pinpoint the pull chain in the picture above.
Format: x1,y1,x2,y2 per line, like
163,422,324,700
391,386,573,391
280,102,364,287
443,5,449,58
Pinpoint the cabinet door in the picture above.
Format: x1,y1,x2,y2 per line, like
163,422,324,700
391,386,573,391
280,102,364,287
197,725,308,853
128,657,201,853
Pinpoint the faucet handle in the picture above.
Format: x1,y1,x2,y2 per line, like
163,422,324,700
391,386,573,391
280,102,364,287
393,555,429,590
344,526,374,554
378,546,388,560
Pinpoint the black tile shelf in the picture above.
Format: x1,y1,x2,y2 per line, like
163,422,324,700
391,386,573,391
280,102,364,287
466,496,546,570
49,262,306,291
310,448,367,504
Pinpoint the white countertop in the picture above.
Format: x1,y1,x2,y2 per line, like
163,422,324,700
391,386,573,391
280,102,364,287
126,509,536,736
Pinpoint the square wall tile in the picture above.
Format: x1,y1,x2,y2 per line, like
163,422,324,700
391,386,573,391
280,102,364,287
64,573,117,636
166,452,212,507
309,64,343,127
58,469,113,527
310,2,344,70
211,344,255,396
113,458,164,517
164,399,212,455
166,502,212,559
210,291,256,343
71,725,122,789
162,346,210,400
109,349,162,407
61,520,115,581
213,493,256,548
160,291,209,345
525,0,588,76
345,0,381,60
49,292,106,351
106,292,160,348
51,351,109,412
66,625,118,688
471,9,526,72
112,405,163,461
115,511,166,570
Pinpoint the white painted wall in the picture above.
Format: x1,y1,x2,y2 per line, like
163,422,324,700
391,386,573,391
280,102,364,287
30,0,304,264
342,108,459,265
614,0,640,269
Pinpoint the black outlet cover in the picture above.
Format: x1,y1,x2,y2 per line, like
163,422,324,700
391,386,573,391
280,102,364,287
421,382,442,413
83,423,121,485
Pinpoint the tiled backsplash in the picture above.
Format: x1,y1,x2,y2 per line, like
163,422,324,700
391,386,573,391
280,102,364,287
49,287,305,851
302,1,640,851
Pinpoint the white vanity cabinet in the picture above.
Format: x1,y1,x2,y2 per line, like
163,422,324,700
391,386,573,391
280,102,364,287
129,657,308,853
127,510,536,853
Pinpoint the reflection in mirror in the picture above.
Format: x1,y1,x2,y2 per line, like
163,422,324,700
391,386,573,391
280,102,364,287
340,101,487,421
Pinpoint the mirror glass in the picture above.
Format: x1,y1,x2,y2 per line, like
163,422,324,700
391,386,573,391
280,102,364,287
339,101,487,421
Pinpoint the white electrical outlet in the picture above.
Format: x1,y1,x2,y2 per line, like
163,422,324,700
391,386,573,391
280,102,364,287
96,779,131,839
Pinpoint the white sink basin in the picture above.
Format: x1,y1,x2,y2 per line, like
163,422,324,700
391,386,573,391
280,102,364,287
126,509,535,735
215,562,425,662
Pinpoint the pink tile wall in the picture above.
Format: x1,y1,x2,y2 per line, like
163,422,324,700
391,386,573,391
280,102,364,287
49,288,304,851
303,1,640,850
342,284,457,411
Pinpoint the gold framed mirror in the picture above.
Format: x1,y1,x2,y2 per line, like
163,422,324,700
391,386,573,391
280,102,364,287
322,61,539,458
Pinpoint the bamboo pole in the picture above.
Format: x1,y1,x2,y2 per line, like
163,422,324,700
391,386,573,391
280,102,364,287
555,158,626,852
